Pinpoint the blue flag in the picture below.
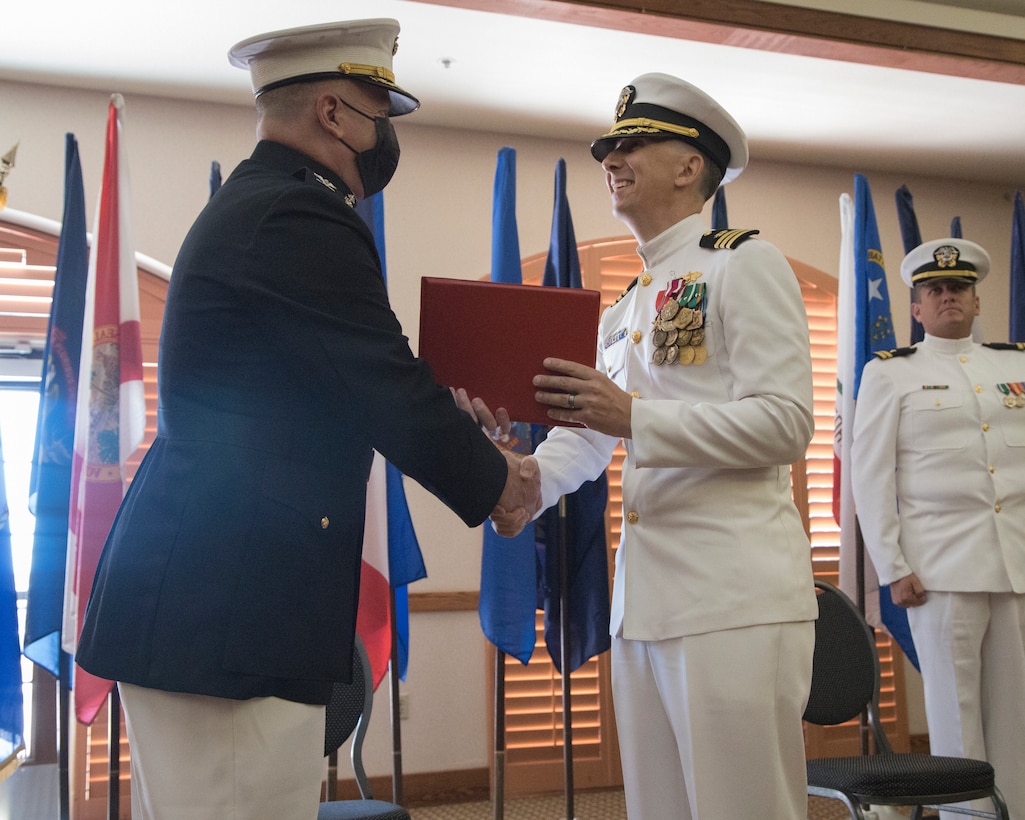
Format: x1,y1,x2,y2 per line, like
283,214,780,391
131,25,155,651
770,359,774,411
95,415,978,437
533,158,610,674
23,134,89,677
711,187,729,231
856,175,918,669
1010,191,1025,343
894,184,924,345
950,216,962,239
478,148,538,664
354,194,428,681
0,432,26,779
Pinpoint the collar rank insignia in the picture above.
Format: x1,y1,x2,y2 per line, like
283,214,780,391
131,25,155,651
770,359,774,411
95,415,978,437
874,346,917,360
700,228,759,250
313,172,337,192
983,342,1025,351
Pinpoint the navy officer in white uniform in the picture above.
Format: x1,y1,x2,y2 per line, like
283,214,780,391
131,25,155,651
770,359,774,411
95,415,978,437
852,237,1025,819
490,73,818,819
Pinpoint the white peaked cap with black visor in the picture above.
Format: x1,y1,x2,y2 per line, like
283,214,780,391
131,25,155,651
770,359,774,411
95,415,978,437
900,237,990,288
591,73,748,185
228,18,420,117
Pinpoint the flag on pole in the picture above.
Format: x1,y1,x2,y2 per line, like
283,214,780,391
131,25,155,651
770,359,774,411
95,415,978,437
894,184,924,345
23,134,89,677
950,216,962,239
711,187,728,231
353,194,427,687
62,95,146,724
837,174,918,668
0,434,25,781
478,148,538,664
532,158,610,674
1010,191,1025,343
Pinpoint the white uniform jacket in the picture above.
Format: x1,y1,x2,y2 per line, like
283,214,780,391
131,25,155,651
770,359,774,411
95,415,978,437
851,334,1025,592
535,214,818,641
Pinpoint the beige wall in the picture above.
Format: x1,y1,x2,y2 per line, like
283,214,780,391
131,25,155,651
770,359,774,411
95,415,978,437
3,75,1020,774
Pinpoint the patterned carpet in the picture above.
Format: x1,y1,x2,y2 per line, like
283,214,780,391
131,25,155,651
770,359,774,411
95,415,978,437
407,791,929,819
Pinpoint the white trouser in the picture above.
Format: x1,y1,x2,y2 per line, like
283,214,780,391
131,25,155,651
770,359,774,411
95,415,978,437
118,683,326,820
611,620,814,819
907,591,1025,820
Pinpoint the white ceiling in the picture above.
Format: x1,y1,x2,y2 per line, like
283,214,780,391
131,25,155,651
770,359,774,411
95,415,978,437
4,0,1025,186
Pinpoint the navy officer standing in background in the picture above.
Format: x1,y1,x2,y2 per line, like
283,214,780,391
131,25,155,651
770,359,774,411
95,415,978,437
852,237,1025,819
76,19,539,820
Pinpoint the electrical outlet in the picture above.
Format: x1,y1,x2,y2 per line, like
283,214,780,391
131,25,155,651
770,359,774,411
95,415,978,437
399,692,410,720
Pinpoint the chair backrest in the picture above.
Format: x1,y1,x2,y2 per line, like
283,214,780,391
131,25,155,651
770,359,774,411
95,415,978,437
324,636,374,798
803,580,890,751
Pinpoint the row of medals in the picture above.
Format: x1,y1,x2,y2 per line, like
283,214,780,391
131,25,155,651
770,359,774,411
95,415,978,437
652,298,707,366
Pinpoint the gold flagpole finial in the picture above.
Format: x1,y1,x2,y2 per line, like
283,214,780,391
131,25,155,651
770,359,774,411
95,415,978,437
0,141,19,211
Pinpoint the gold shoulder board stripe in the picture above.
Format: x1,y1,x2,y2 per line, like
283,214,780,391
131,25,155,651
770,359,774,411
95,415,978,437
614,276,639,305
699,228,760,250
874,346,918,360
983,342,1025,351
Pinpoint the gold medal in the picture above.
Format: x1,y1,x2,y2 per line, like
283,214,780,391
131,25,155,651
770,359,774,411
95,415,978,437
677,345,695,365
676,329,693,346
672,307,693,329
686,311,703,331
692,345,708,365
690,328,705,346
659,300,680,321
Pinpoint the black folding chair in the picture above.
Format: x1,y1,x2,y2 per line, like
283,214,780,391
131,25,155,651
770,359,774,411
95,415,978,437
318,636,410,820
804,580,1008,820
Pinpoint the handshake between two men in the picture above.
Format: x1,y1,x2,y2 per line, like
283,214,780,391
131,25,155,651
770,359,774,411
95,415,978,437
453,356,635,539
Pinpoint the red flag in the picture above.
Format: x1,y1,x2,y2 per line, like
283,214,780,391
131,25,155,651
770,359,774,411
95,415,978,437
356,453,393,689
62,95,145,724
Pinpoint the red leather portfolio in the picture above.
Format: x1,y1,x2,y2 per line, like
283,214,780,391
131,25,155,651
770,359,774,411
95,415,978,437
419,277,602,426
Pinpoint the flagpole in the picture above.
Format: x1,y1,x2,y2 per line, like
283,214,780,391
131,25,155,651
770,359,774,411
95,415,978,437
58,652,70,820
557,495,575,820
107,688,120,819
388,589,404,805
493,651,506,820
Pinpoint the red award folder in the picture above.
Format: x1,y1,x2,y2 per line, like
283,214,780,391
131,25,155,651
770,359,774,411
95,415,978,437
419,277,602,426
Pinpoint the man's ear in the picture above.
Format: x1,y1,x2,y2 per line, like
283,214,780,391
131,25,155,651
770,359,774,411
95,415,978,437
675,150,703,189
316,93,345,139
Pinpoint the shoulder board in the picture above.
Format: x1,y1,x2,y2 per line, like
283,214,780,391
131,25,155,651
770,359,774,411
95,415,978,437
983,342,1025,351
613,276,638,305
700,228,760,250
873,346,917,360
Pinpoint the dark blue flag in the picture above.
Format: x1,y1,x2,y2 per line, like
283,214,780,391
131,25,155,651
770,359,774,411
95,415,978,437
1,432,25,779
534,158,610,674
23,134,89,677
894,185,924,345
209,160,222,199
354,194,428,682
478,148,539,665
1010,191,1024,343
950,216,962,238
711,187,728,230
858,176,917,669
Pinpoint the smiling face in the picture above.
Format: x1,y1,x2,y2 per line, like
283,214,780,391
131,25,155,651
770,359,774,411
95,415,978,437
600,136,705,243
911,278,980,339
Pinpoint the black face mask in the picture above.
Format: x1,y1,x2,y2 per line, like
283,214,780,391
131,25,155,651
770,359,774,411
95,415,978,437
337,99,400,198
